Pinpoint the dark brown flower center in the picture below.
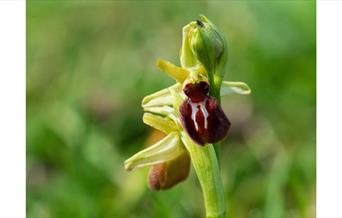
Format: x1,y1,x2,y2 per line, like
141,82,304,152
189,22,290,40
183,81,209,103
180,82,231,146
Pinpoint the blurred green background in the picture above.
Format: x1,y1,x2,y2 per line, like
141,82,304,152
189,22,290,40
27,1,316,218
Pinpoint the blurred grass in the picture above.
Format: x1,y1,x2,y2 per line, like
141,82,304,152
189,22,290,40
27,1,316,218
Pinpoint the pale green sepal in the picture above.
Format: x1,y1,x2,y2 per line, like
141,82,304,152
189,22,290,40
124,132,185,171
169,84,185,116
180,21,198,69
143,105,174,117
143,105,179,125
142,84,181,108
143,113,178,134
220,81,251,95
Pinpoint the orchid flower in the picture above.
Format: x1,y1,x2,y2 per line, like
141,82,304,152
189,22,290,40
124,15,251,218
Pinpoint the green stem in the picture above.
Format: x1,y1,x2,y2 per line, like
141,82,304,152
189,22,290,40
208,72,222,157
182,133,226,218
212,143,221,164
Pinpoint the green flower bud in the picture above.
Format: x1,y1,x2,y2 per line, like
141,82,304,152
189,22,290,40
186,15,228,98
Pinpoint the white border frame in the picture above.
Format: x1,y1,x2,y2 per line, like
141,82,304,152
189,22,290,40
1,1,342,217
317,1,342,218
0,1,26,217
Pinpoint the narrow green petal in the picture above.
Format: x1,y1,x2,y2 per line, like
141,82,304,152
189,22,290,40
142,84,181,108
124,132,185,171
143,113,178,134
156,59,190,83
220,81,251,96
